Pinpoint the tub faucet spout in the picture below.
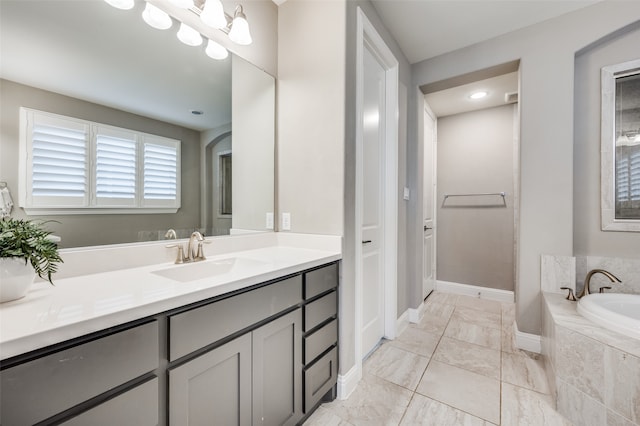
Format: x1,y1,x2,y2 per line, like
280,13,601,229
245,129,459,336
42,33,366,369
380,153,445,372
578,269,621,299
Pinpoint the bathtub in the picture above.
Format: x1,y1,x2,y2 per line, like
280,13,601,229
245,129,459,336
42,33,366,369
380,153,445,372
577,293,640,340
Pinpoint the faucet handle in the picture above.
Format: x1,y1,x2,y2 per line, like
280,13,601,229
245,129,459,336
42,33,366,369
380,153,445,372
599,286,612,293
560,287,577,301
165,243,186,264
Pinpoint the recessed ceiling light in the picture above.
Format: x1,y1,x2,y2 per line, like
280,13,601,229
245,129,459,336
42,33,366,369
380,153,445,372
469,91,488,100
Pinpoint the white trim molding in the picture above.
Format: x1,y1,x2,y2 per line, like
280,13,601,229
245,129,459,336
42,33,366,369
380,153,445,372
408,301,425,324
396,309,410,336
435,280,514,303
514,321,542,354
337,364,361,400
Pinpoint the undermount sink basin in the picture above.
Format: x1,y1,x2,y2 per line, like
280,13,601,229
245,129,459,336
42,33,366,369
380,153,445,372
151,257,266,282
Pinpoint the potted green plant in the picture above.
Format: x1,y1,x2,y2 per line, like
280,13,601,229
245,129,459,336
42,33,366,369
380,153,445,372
0,218,62,302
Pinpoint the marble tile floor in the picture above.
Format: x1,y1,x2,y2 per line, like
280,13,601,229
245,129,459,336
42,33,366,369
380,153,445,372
304,292,573,426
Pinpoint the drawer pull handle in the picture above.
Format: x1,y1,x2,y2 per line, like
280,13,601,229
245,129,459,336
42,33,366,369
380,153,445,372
362,240,372,244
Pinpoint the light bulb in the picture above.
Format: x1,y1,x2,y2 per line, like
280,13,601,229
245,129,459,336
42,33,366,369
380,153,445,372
200,0,227,29
206,39,229,60
177,23,202,46
104,0,135,10
469,91,488,100
168,0,194,8
142,2,172,30
228,6,252,45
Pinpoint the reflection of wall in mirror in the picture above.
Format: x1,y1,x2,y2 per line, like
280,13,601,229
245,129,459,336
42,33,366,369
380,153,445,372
202,126,232,236
232,56,275,232
0,79,201,248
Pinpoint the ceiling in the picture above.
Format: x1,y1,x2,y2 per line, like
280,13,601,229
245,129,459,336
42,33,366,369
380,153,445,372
425,72,518,117
0,0,232,131
370,0,603,65
370,1,602,117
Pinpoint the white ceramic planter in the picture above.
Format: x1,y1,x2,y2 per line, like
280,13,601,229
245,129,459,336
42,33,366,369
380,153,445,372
0,257,36,303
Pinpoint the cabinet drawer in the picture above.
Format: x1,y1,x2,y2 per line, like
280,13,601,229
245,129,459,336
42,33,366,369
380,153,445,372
304,290,337,332
303,346,338,413
0,321,158,426
169,275,302,361
61,377,159,426
304,263,338,299
304,319,337,365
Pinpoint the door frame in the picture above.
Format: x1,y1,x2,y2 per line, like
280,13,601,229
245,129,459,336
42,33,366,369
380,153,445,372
354,6,399,370
422,100,437,299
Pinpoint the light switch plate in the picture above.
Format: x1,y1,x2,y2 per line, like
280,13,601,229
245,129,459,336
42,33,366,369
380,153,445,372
403,187,410,201
282,212,291,231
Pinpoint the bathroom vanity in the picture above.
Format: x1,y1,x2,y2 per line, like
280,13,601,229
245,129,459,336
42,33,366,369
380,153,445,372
0,236,340,426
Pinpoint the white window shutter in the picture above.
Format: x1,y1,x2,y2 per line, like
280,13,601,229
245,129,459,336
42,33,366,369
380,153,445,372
95,125,137,207
27,111,89,207
630,149,640,201
142,136,180,208
20,108,180,214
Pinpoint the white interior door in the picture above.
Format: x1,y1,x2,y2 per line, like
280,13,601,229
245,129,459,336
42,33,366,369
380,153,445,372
361,42,386,357
423,104,436,299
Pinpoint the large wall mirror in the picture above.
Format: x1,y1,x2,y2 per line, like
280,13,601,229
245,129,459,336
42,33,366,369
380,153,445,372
601,58,640,232
0,0,275,247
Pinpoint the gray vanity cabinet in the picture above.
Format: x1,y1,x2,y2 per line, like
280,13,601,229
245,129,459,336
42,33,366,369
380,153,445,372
0,320,159,425
168,309,302,426
252,309,302,426
0,261,339,426
169,334,252,425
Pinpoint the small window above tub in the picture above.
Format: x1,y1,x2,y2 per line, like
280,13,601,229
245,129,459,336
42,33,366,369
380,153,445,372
601,59,640,232
19,108,181,215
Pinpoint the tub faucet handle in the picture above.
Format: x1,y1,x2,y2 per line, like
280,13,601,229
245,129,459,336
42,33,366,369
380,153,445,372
599,286,612,293
560,287,577,301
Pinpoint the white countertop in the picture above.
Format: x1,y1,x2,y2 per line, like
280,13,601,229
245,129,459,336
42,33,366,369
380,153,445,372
0,235,341,360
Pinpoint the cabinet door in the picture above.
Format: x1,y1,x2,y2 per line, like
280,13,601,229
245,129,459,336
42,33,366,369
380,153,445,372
252,309,302,426
169,333,251,426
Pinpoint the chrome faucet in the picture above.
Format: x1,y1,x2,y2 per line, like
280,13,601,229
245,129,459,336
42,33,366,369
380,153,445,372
577,269,621,299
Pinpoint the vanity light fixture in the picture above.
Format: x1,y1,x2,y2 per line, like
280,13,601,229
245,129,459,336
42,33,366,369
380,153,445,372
206,39,229,60
142,2,173,30
200,0,227,29
177,22,203,46
168,0,195,8
228,5,252,46
105,0,135,10
104,0,254,61
469,91,488,100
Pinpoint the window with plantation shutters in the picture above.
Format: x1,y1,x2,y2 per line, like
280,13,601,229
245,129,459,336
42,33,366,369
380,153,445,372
616,146,640,219
26,113,89,207
95,126,137,207
143,139,178,205
19,108,180,214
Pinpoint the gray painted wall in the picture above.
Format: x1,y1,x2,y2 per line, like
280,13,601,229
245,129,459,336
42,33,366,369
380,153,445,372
0,79,201,248
411,2,640,334
436,105,516,291
277,0,412,377
573,23,640,258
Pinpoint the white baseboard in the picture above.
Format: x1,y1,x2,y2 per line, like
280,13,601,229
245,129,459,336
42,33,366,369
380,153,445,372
515,322,542,354
436,280,514,303
408,301,425,324
396,309,410,336
337,364,361,400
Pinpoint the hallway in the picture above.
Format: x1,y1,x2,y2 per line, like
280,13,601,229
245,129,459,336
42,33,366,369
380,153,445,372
305,292,570,425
